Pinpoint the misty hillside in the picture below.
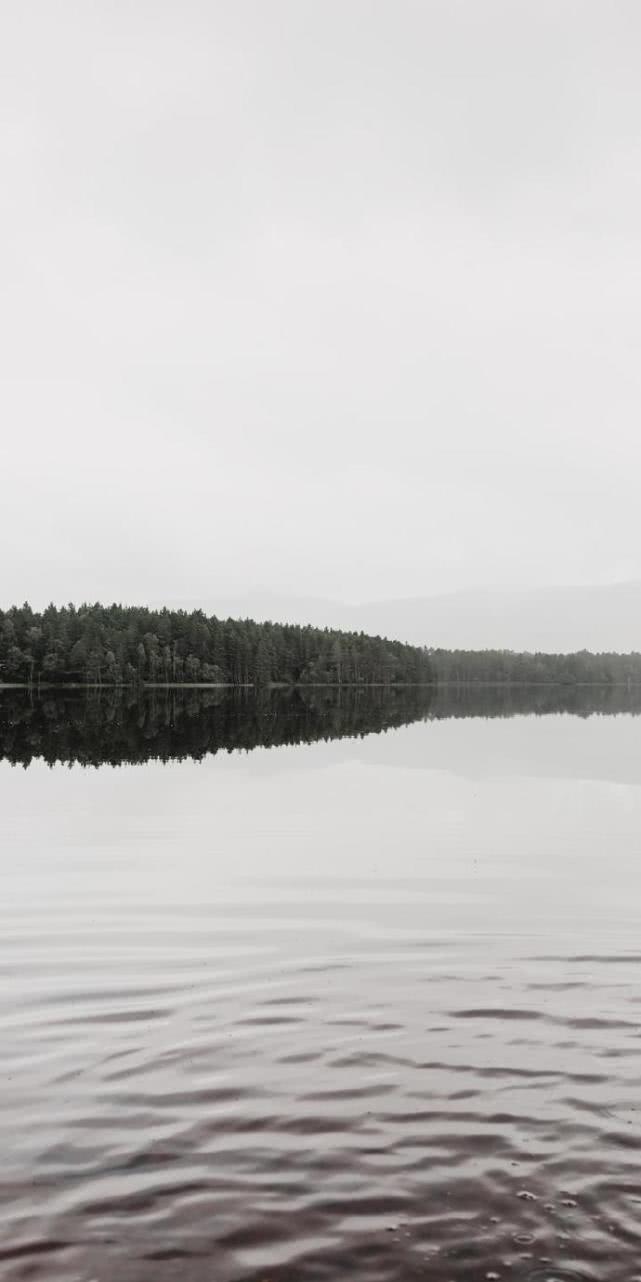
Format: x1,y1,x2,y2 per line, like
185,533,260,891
355,584,641,652
201,584,641,654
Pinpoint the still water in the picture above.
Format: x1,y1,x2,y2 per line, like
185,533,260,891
2,687,641,1281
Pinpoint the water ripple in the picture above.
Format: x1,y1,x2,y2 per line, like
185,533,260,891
3,900,641,1281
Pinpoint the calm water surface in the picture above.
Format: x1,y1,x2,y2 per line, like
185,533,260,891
2,688,641,1281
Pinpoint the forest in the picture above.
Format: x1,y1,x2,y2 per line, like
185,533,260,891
431,647,641,685
0,603,433,688
2,603,641,690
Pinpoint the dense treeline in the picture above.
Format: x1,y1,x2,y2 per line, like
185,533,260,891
0,603,433,688
431,647,641,685
2,604,641,692
0,686,437,768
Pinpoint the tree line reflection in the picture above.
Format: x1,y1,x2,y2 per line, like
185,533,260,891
1,683,640,768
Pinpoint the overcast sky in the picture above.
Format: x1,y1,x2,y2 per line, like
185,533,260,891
2,1,641,610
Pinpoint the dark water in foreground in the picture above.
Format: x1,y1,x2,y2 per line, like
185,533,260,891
2,687,641,1281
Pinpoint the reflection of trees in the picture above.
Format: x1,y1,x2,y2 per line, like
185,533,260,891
1,684,640,769
427,683,641,719
0,686,437,768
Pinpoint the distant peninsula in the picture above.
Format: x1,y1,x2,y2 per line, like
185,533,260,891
0,603,640,689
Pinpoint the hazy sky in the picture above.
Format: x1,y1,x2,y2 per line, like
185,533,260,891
3,1,641,609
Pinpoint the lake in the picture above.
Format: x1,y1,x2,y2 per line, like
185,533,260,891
2,686,641,1281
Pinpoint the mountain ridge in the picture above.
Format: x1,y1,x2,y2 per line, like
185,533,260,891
184,583,641,654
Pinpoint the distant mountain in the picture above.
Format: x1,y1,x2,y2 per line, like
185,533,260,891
194,583,641,654
353,584,641,653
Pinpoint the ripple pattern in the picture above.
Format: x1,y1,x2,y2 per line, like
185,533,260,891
2,893,641,1281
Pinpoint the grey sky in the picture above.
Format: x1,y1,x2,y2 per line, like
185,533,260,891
2,1,641,610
